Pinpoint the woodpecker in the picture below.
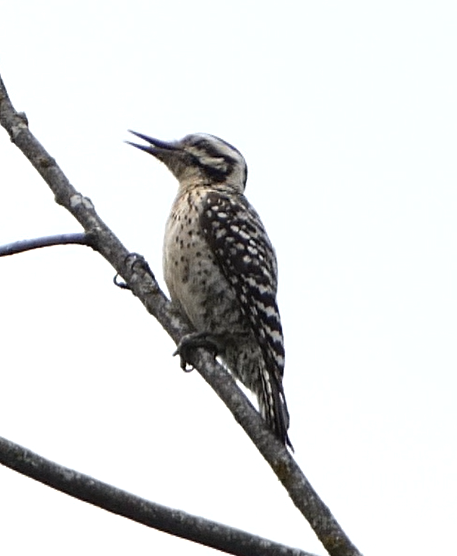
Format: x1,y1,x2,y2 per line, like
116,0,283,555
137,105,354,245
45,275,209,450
128,131,291,447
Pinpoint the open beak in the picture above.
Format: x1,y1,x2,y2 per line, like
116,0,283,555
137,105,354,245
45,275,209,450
126,130,179,155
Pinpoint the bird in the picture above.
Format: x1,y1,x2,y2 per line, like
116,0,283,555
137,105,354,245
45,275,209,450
127,131,291,448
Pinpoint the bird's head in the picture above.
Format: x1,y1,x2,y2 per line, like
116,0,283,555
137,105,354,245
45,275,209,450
127,131,248,193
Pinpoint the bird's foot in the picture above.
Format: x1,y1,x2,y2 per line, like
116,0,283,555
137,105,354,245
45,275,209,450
173,332,220,372
114,253,156,290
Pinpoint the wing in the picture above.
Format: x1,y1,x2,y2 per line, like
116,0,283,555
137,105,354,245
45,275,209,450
199,190,285,379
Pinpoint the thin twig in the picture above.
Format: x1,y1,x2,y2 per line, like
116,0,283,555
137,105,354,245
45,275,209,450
0,233,94,257
0,72,363,556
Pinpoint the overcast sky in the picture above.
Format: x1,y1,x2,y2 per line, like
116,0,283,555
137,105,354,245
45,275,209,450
1,1,456,555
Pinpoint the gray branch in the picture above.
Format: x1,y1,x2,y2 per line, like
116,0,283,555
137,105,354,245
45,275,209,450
0,436,314,556
0,72,363,556
0,233,94,256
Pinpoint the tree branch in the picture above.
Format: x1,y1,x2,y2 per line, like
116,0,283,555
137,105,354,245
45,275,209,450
0,72,363,556
0,233,94,257
0,436,314,556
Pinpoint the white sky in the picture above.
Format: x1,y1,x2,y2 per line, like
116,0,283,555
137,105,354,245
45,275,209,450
1,1,456,555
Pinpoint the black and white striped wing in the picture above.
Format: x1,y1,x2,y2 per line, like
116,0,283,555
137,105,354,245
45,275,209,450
199,191,285,379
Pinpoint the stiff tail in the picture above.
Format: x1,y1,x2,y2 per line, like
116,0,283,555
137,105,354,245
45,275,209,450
259,367,293,450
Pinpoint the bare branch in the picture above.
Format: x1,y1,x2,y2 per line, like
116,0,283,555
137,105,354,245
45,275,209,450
0,72,363,556
0,436,314,556
0,233,94,257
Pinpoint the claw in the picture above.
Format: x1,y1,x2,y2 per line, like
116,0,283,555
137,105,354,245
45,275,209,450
113,273,129,289
173,332,220,371
114,253,156,290
125,252,155,280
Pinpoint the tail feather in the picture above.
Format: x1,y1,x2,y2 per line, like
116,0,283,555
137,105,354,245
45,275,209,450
259,367,293,450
